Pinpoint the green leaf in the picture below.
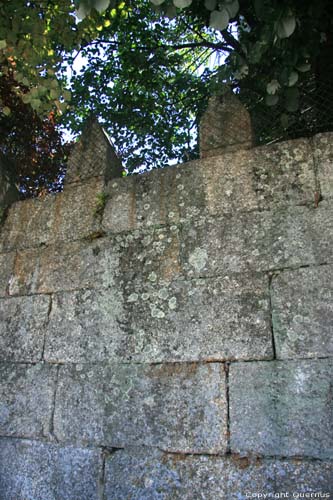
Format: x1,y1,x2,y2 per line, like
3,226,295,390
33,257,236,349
265,94,279,106
285,87,299,112
209,9,229,31
173,0,192,8
266,79,280,95
2,106,11,116
63,90,72,101
277,15,296,39
30,98,42,110
92,0,110,13
287,70,298,87
75,3,91,20
0,39,7,50
280,113,289,129
150,0,165,5
50,88,60,99
166,4,177,19
204,0,217,11
254,0,265,18
296,62,311,73
225,0,239,19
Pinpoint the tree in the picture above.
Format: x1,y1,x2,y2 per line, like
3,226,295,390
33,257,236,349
0,1,332,187
0,72,71,197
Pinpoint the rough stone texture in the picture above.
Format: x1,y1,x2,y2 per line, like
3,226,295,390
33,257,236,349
0,177,105,252
272,264,333,359
181,203,333,277
0,295,50,362
124,273,272,363
0,132,332,496
44,288,127,363
200,93,253,157
50,177,104,244
0,438,102,500
54,363,226,453
44,273,271,363
229,359,333,459
0,153,19,214
0,195,57,252
8,238,120,296
65,116,123,184
103,138,316,234
312,132,333,199
0,251,15,297
248,137,316,209
0,363,56,438
104,447,333,499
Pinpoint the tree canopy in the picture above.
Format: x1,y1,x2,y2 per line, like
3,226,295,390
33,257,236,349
0,0,332,190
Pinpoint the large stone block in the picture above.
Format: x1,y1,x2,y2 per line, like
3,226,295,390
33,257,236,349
229,359,332,459
0,195,57,252
312,132,333,199
102,166,206,233
181,204,333,277
0,178,105,252
44,272,272,363
44,288,127,363
0,251,15,297
104,447,333,499
0,295,50,362
103,138,316,234
0,363,56,438
54,363,227,453
0,438,102,500
49,177,104,244
272,264,333,359
124,273,272,363
9,238,120,296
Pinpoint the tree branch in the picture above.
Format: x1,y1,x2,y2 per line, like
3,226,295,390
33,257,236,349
93,38,232,53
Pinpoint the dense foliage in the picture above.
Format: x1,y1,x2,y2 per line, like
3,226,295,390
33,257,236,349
0,0,332,190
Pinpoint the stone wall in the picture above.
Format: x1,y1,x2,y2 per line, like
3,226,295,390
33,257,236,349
0,128,332,499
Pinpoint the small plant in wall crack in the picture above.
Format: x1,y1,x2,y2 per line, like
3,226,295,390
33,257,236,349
93,192,108,217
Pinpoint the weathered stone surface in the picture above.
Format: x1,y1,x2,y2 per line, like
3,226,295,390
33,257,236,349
65,116,123,184
0,153,19,214
229,359,333,459
0,363,56,438
9,238,120,296
50,177,104,244
272,264,333,359
248,137,316,209
0,178,106,251
181,204,333,277
54,363,226,453
0,195,57,252
200,92,253,157
44,272,271,363
44,288,128,363
104,447,333,499
125,273,272,363
103,167,205,233
0,295,50,362
103,138,316,234
0,438,102,500
0,251,15,297
312,132,333,199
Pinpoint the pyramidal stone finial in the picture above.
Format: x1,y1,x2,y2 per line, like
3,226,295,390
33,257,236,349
199,91,253,158
65,116,123,185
